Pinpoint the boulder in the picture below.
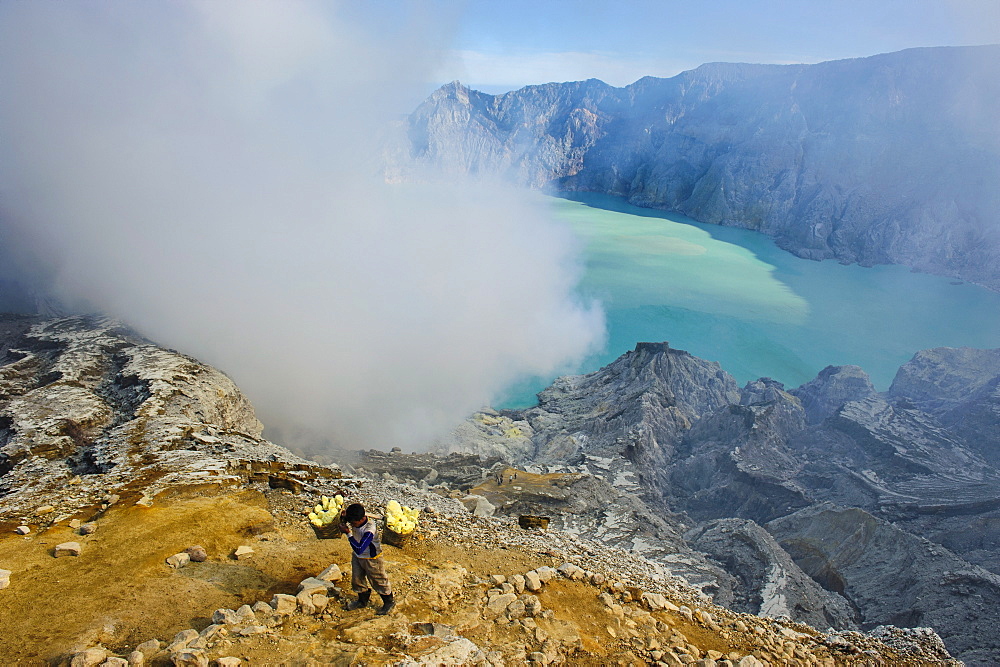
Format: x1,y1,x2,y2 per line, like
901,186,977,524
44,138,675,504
54,542,82,558
641,592,669,611
69,648,107,667
184,545,208,562
252,601,273,615
211,609,239,625
523,595,542,617
134,640,161,655
535,566,557,583
126,650,144,666
169,650,208,667
318,564,343,582
166,629,198,652
79,523,97,535
234,604,256,623
296,590,316,614
297,577,330,596
102,658,128,667
270,593,297,615
523,571,542,592
485,592,517,617
0,568,10,590
556,562,585,580
459,494,495,517
233,546,254,559
15,526,30,535
198,624,226,641
165,553,190,569
506,598,526,619
215,659,241,667
413,637,485,665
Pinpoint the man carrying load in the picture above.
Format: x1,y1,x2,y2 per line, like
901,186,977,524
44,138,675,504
340,502,395,615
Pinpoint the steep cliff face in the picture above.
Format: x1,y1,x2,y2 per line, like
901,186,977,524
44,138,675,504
686,517,859,631
768,504,1000,666
395,46,1000,289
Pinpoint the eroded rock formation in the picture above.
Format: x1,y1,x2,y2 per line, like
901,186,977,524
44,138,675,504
439,341,1000,664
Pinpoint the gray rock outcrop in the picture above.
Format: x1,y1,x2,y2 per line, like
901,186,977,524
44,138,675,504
888,347,1000,415
0,315,339,525
790,365,876,425
441,340,1000,664
525,342,740,490
768,504,1000,666
685,518,857,631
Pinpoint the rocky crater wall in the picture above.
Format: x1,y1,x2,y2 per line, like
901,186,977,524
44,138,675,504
395,45,1000,290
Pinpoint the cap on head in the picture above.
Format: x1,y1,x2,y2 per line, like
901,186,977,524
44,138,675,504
344,503,366,523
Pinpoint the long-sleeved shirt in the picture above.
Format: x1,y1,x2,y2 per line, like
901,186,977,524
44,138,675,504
347,517,382,559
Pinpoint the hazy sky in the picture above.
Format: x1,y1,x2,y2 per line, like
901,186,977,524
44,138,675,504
431,0,1000,92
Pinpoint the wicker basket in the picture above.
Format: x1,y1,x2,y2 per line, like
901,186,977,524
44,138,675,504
382,526,411,548
312,523,342,540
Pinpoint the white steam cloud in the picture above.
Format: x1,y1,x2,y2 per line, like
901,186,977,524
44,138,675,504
0,1,605,451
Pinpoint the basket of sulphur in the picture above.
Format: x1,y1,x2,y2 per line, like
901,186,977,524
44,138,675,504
307,494,346,539
382,500,419,548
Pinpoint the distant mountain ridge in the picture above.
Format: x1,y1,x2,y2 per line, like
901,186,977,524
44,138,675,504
393,45,1000,290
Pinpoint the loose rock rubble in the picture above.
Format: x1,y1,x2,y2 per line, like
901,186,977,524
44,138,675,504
48,472,960,666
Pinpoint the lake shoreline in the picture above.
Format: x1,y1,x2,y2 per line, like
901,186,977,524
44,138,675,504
498,192,1000,409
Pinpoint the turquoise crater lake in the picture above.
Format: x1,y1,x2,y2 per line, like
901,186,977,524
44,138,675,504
499,192,1000,408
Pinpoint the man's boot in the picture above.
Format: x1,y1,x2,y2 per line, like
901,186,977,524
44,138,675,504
347,591,370,610
375,593,395,615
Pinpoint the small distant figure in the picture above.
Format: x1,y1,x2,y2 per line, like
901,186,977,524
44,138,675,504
340,503,395,615
514,472,518,480
509,475,514,484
